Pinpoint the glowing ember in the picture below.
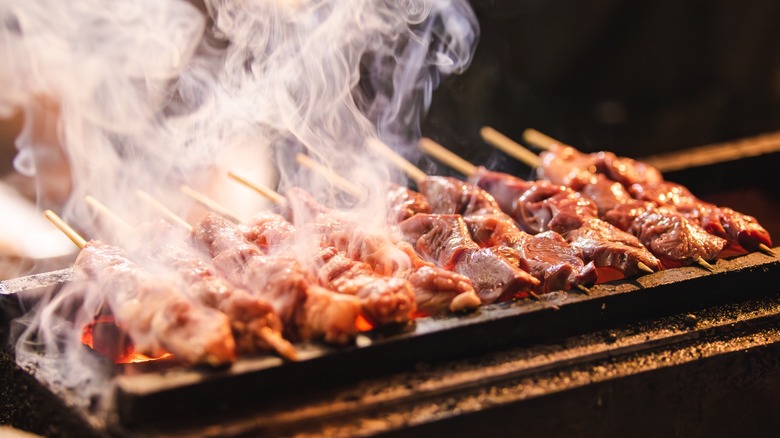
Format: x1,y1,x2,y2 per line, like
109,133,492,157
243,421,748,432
355,314,375,332
81,316,172,364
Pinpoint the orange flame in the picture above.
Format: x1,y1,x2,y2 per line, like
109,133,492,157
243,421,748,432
355,314,375,332
81,317,172,364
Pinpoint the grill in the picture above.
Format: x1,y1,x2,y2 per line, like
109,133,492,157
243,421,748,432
3,3,780,436
2,242,779,436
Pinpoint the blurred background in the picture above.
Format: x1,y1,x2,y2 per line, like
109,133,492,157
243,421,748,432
425,0,780,159
2,0,780,278
421,0,780,243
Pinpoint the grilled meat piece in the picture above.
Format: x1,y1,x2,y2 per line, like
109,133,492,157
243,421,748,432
400,213,539,303
417,175,597,291
246,211,423,321
465,215,597,293
297,285,360,345
189,214,353,343
631,181,772,252
539,144,772,252
313,246,415,325
243,212,296,253
473,168,662,275
73,241,236,365
418,176,503,216
387,184,432,222
281,192,480,315
132,221,291,357
576,174,726,264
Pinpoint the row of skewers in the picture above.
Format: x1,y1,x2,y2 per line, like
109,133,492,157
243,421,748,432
42,128,774,367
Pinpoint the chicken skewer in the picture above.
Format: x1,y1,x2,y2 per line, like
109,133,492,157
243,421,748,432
193,178,419,323
225,171,481,314
291,152,544,303
411,146,597,293
44,210,237,366
86,196,298,360
491,127,774,257
136,190,364,345
368,138,657,281
483,128,728,271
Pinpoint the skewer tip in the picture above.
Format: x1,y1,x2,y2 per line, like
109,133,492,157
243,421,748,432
575,284,592,296
694,257,716,272
758,243,777,257
450,291,481,312
258,327,298,361
528,291,542,301
636,262,655,275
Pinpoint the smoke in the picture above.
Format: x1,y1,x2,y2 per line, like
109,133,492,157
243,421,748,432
0,0,478,424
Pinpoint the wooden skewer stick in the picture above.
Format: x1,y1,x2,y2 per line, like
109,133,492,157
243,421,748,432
366,138,427,185
180,185,243,224
694,257,715,272
576,284,592,296
521,128,562,151
44,210,87,249
294,153,366,200
85,195,132,232
419,137,594,295
418,137,478,177
227,171,287,207
480,126,542,168
636,262,655,275
136,190,193,232
757,243,777,257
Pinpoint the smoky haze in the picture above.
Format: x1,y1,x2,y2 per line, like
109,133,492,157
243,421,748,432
0,0,478,424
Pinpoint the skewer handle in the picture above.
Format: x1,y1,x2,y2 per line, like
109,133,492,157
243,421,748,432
181,185,243,223
521,128,563,151
85,195,133,231
227,171,288,207
480,126,541,168
136,190,193,232
365,138,427,185
44,210,87,249
418,138,477,177
295,154,366,200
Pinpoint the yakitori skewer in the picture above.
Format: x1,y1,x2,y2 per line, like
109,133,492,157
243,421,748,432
366,139,598,300
88,195,298,361
418,139,593,295
484,127,775,258
44,209,237,366
422,137,718,271
419,137,661,275
226,169,483,313
378,139,660,281
476,128,726,271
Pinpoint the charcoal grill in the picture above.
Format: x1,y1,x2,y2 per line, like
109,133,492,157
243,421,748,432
2,240,779,436
3,126,780,437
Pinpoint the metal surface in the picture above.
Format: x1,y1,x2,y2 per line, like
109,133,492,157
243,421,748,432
3,249,776,428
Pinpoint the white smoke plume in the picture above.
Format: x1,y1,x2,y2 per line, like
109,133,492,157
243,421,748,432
0,0,478,424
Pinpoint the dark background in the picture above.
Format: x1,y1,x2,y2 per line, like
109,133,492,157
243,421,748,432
424,0,780,169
